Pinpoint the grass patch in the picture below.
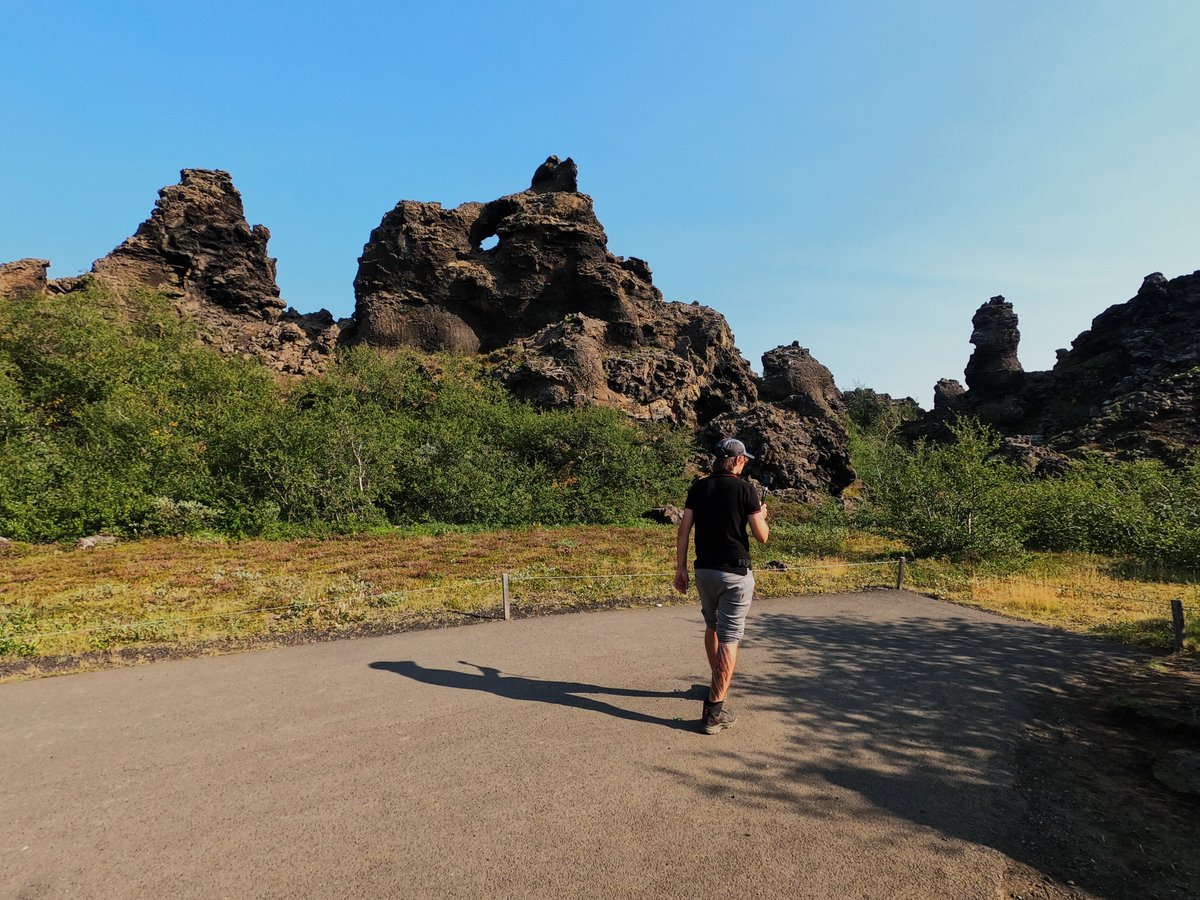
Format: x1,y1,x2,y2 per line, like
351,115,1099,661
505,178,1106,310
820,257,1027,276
2,529,1197,677
907,553,1200,652
0,522,900,671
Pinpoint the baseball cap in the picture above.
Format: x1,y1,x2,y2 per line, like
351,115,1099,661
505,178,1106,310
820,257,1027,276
715,437,754,459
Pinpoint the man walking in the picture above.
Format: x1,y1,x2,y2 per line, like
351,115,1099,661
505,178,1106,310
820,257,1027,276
674,437,769,734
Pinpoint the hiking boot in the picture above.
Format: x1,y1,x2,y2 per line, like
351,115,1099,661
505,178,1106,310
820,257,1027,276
701,708,736,734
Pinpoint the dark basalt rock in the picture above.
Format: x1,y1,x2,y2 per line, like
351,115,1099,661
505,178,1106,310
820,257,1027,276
352,158,855,494
93,169,285,319
491,302,758,428
933,378,966,411
81,169,340,376
963,295,1023,397
995,436,1071,477
6,159,860,497
912,271,1200,462
643,504,684,526
1040,269,1200,458
759,341,846,419
697,403,856,502
348,161,650,354
529,155,579,194
0,259,50,299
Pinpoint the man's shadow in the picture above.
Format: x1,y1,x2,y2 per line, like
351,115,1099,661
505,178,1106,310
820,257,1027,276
369,660,700,731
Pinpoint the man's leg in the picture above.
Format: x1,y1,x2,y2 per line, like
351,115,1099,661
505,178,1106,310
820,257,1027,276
696,569,751,732
709,638,740,702
704,626,719,677
697,575,721,686
704,626,740,698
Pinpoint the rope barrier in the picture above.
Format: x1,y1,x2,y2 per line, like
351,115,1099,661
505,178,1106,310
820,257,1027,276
10,579,501,640
4,557,1195,648
371,578,498,598
507,560,893,582
507,572,673,582
755,560,896,572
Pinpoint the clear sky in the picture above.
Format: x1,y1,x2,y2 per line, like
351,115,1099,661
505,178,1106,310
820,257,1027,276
4,1,1198,405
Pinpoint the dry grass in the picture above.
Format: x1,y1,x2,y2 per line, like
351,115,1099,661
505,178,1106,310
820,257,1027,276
908,554,1200,653
0,527,678,661
3,530,1197,677
0,524,898,669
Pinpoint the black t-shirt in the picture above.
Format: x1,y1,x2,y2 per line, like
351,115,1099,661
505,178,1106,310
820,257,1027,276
684,474,762,575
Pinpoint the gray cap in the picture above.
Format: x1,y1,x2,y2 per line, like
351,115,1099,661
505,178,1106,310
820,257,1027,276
715,437,754,459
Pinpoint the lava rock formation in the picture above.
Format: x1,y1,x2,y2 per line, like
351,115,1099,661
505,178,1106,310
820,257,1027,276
350,156,856,496
4,159,863,496
912,270,1200,463
3,169,341,376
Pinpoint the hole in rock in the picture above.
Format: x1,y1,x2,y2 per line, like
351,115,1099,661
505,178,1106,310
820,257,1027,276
480,234,499,251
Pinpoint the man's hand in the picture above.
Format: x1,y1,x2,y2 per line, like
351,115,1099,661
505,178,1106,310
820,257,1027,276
674,567,689,594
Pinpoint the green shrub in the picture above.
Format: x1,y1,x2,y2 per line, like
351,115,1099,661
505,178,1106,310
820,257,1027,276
136,497,222,536
0,287,691,540
850,410,1200,568
843,386,921,438
852,419,1026,561
1019,453,1200,568
0,284,281,540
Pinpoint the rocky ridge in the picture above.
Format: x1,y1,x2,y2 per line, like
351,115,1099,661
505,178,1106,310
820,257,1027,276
11,160,1200,487
1,159,856,496
350,157,854,496
1,170,340,376
912,270,1200,465
0,258,52,299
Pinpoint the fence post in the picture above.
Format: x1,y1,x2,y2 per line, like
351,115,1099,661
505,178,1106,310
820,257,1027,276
1171,598,1185,652
502,573,511,621
896,556,906,591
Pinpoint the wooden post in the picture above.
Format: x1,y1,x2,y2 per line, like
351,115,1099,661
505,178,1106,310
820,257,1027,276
896,556,907,590
502,573,511,622
1171,598,1185,652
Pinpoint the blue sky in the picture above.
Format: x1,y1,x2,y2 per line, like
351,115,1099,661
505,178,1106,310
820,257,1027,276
4,1,1198,405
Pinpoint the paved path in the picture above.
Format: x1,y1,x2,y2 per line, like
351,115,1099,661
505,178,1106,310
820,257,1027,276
2,591,1135,899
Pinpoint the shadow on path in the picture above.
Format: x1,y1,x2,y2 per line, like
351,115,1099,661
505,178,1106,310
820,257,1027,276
656,603,1145,897
369,660,699,731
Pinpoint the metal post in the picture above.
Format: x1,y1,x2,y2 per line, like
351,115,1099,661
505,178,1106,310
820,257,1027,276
502,573,511,621
896,556,906,591
1171,598,1185,652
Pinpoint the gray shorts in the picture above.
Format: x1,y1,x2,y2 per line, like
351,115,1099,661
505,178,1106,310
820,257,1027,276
695,568,755,644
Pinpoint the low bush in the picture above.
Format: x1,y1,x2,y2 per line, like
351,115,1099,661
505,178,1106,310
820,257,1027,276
0,285,691,540
850,414,1200,568
768,499,851,558
851,419,1026,561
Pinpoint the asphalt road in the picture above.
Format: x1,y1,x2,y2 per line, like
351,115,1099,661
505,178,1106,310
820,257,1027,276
1,590,1135,899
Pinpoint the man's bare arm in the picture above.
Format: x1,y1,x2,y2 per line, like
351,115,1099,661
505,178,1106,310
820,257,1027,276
749,506,769,545
674,508,695,593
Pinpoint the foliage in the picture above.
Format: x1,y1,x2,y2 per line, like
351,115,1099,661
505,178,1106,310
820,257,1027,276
842,386,921,439
768,499,851,558
850,410,1200,568
852,419,1026,560
1017,454,1200,568
0,285,690,541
